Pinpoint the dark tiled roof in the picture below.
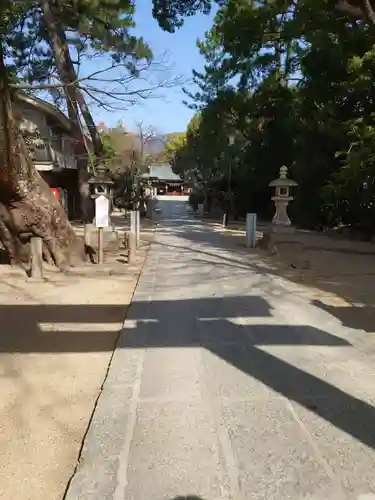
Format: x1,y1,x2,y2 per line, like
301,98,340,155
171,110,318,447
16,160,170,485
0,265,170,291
141,163,182,181
15,92,72,133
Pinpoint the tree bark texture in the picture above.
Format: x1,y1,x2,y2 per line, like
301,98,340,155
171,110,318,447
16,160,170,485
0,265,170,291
41,0,104,155
41,0,105,222
65,92,93,222
0,41,84,269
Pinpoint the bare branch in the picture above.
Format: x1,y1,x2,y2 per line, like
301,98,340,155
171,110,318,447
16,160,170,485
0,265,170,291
11,63,125,90
363,0,375,24
336,0,364,16
82,87,132,112
11,51,184,115
336,0,375,25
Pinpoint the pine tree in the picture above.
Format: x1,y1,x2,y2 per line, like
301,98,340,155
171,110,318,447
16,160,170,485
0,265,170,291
0,28,83,267
0,0,153,264
6,0,152,221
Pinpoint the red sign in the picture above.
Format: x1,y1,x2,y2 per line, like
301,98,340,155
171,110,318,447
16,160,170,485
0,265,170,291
51,188,59,201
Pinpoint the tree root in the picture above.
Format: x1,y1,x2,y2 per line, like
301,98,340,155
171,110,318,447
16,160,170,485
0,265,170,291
0,187,84,272
0,53,85,272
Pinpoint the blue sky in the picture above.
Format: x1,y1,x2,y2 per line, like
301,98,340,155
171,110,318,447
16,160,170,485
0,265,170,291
88,2,216,134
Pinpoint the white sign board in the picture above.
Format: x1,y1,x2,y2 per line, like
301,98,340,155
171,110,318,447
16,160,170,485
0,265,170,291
95,195,110,228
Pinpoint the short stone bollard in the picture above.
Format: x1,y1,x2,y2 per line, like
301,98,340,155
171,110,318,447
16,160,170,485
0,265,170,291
97,227,104,264
123,231,136,264
257,230,277,254
246,213,257,248
136,210,140,248
30,236,43,279
83,223,92,247
128,232,136,264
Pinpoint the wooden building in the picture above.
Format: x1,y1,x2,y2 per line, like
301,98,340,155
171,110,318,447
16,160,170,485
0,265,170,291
14,93,88,220
140,164,186,195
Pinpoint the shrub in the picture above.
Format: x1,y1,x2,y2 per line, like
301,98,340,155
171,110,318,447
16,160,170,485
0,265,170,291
188,191,204,210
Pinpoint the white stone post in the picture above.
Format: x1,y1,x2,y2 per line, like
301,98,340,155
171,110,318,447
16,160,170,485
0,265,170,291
246,213,257,248
136,210,140,247
30,237,43,279
130,210,136,236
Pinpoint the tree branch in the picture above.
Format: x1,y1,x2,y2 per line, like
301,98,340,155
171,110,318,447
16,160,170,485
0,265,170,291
336,0,375,25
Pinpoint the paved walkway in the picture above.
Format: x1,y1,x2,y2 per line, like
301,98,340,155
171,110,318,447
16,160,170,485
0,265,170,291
0,218,151,500
66,199,375,500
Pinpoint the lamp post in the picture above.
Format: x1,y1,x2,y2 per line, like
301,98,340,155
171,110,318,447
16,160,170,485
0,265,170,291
223,134,235,227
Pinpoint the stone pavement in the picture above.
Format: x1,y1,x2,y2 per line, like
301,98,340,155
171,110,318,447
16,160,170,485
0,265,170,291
66,198,375,500
0,216,153,500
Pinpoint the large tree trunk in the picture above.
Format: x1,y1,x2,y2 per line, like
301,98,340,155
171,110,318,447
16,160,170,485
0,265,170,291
65,92,93,222
0,41,84,269
41,0,104,154
41,0,103,152
41,0,103,222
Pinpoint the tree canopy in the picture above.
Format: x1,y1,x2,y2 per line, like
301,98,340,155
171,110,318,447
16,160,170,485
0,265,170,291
166,0,375,236
3,0,375,268
0,0,177,262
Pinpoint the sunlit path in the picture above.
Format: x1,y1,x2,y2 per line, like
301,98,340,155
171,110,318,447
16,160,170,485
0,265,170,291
66,198,375,500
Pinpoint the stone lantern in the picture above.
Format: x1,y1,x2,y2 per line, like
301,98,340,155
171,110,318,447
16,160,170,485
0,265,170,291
88,163,114,200
84,164,117,254
269,166,297,227
88,163,114,222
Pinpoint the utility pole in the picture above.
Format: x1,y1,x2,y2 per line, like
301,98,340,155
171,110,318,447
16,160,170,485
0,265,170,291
223,135,234,227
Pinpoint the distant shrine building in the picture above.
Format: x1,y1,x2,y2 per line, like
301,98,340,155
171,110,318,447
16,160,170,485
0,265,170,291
140,164,188,195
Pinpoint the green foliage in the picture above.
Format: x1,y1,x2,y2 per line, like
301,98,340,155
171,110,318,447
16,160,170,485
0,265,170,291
188,190,204,210
152,0,211,32
100,127,140,206
169,0,375,237
4,0,375,236
3,0,152,90
100,124,158,208
158,132,187,163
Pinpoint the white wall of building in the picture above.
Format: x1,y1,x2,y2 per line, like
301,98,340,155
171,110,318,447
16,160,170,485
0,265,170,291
14,101,77,171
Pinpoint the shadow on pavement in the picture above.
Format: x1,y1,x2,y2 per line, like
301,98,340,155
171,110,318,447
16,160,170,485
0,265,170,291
2,292,375,452
119,296,375,452
162,214,375,333
155,240,255,271
159,218,246,253
158,218,375,333
0,248,10,265
0,304,125,353
312,299,375,334
171,497,205,500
